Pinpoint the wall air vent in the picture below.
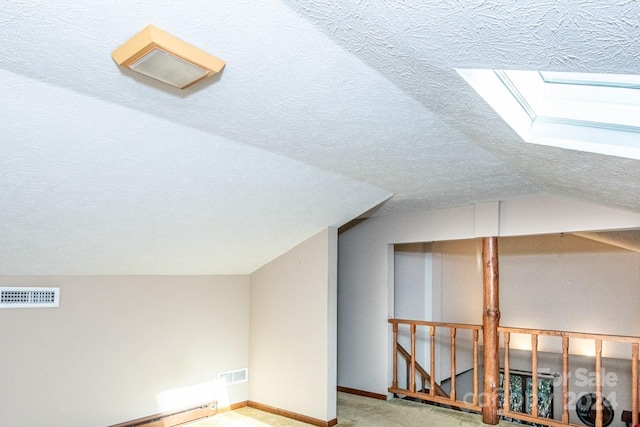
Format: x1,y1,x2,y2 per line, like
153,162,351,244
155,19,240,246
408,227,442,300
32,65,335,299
218,368,248,384
0,287,60,308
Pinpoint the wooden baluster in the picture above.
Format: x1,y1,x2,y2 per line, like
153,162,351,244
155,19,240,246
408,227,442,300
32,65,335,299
473,329,479,406
562,336,570,424
406,358,410,391
430,325,436,397
633,343,639,427
451,328,457,402
595,339,603,427
410,324,416,393
392,323,398,389
503,332,510,413
482,236,500,425
531,334,539,418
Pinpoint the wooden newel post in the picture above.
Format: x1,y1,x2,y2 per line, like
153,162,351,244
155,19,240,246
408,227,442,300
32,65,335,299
482,237,500,425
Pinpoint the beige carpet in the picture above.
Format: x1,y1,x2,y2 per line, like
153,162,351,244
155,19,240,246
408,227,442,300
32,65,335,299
192,405,312,426
189,392,520,427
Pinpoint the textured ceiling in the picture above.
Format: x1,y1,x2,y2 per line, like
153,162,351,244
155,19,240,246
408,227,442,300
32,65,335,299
1,0,639,274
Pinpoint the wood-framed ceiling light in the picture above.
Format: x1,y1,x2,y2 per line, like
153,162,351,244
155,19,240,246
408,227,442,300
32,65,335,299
112,25,225,89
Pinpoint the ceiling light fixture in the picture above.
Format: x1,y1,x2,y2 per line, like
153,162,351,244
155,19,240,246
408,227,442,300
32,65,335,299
112,25,225,89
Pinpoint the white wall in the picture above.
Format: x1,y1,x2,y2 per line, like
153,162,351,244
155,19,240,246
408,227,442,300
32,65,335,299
393,243,432,387
434,239,483,381
436,239,483,325
431,233,640,340
394,243,431,322
0,275,250,427
499,233,640,349
0,228,340,426
337,196,640,397
393,240,481,384
433,234,640,410
338,205,478,394
249,228,337,423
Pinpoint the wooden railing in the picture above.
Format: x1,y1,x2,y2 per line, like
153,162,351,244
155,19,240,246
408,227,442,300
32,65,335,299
396,343,449,398
389,318,482,412
499,326,640,427
390,319,640,427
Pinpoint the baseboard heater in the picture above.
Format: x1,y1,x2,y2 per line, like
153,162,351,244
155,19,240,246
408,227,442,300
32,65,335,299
109,401,217,427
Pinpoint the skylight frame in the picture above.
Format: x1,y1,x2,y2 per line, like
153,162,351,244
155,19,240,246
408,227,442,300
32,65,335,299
540,71,640,90
456,68,640,160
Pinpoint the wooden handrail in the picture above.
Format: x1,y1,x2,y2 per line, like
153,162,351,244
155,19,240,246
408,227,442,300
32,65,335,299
392,318,640,426
390,318,482,331
390,319,480,412
498,325,640,344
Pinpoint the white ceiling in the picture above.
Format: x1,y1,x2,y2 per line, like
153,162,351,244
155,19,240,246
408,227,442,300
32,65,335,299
1,0,639,275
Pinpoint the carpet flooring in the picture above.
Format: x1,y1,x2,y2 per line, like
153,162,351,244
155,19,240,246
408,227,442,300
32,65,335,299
190,392,520,426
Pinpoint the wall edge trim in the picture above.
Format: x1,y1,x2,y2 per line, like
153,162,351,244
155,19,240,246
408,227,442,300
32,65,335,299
337,385,387,400
248,401,338,427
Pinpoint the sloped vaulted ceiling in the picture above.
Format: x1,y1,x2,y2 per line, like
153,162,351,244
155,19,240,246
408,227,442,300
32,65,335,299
0,0,639,274
282,0,640,213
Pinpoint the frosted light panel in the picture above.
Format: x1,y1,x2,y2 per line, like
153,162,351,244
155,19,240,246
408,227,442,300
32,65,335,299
130,48,209,89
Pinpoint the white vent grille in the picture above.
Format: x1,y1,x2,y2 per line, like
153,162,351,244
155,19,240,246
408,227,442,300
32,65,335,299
218,368,248,384
0,287,60,308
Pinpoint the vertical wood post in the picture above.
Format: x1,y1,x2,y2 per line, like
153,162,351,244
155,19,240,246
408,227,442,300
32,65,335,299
410,324,416,392
531,335,539,418
450,328,457,401
503,332,510,413
595,340,603,427
473,329,479,406
430,326,436,397
482,237,500,425
562,336,570,424
632,343,639,427
392,323,398,389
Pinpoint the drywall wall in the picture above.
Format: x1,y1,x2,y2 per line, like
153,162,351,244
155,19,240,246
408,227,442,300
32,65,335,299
338,205,477,395
393,240,481,384
434,234,640,400
0,275,249,427
436,239,483,325
500,196,640,236
434,239,483,381
433,234,640,339
393,243,433,387
499,233,640,341
337,196,640,397
249,228,337,423
394,243,432,322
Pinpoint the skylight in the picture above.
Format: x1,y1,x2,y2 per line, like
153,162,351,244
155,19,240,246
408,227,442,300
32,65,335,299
456,69,640,159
